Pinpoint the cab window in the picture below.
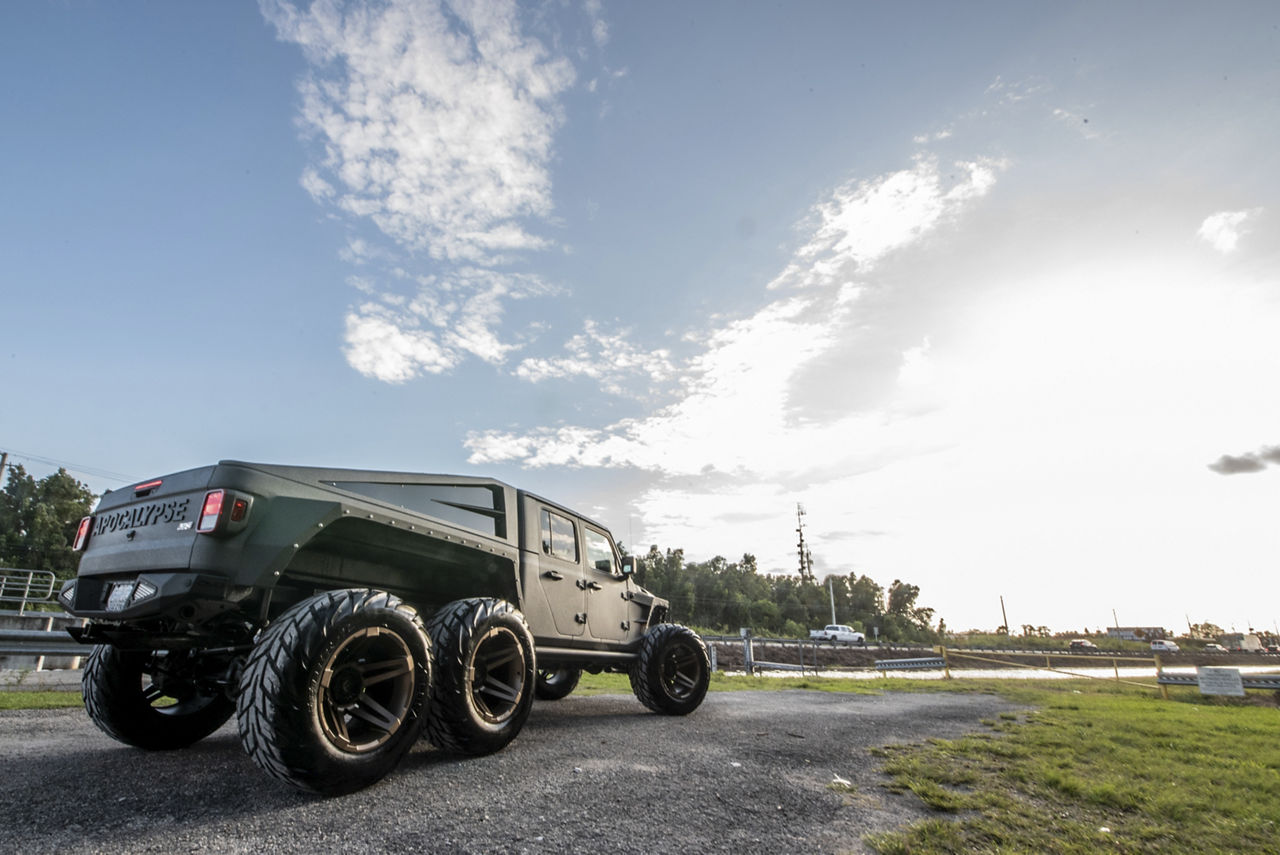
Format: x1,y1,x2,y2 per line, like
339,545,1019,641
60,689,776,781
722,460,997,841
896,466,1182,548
540,509,578,562
584,528,616,575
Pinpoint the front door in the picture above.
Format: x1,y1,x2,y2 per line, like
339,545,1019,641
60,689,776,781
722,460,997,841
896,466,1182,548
582,526,632,642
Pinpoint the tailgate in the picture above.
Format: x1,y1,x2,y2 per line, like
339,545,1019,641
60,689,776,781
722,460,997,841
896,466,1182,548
76,466,217,577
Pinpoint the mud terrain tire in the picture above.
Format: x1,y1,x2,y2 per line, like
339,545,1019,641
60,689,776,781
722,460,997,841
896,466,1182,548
535,666,582,701
629,624,710,715
83,645,235,750
425,598,536,755
236,589,431,795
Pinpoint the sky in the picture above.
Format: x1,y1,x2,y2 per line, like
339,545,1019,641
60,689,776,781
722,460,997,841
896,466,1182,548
3,1,1279,635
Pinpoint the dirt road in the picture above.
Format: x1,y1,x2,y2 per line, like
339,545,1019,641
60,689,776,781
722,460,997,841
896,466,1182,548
0,690,1020,854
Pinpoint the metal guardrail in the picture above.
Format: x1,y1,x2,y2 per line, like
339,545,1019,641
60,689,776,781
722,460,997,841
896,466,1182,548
0,569,56,615
1156,672,1280,691
0,628,84,658
875,657,945,671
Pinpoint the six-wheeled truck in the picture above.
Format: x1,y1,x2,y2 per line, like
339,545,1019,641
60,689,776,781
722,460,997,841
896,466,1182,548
60,461,710,794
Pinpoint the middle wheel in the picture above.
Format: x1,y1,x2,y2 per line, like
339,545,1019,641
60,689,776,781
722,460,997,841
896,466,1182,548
425,597,536,755
534,665,582,701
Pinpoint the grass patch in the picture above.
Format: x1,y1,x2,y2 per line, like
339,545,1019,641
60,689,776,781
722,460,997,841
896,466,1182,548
0,691,82,710
581,671,1280,851
867,682,1280,854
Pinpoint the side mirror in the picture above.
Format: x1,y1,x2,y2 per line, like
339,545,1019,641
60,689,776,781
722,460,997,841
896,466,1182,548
620,559,635,577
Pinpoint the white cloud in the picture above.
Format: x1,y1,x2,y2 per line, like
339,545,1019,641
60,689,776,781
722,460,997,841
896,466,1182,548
468,294,856,473
986,76,1050,105
912,128,952,144
584,0,609,47
1051,106,1102,139
1197,209,1259,254
263,0,601,385
515,320,674,397
299,166,334,200
339,237,395,265
262,0,575,264
343,310,456,382
344,268,557,382
896,337,934,389
767,156,1004,290
465,153,1000,478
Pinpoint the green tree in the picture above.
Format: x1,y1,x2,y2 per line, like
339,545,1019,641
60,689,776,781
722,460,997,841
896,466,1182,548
0,465,97,579
1188,621,1225,640
636,544,941,641
887,579,921,616
846,574,886,619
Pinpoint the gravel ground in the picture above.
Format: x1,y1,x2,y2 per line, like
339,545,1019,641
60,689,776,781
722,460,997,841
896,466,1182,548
0,690,1021,855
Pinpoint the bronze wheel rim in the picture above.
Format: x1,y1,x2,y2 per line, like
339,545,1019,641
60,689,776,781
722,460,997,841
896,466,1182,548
317,626,415,753
469,626,526,724
659,641,703,700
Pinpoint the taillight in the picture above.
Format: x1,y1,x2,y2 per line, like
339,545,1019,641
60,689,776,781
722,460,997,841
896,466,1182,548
197,490,252,535
198,490,225,533
72,516,93,551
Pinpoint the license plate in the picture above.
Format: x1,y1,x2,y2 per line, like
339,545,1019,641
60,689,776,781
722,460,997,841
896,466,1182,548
106,582,133,611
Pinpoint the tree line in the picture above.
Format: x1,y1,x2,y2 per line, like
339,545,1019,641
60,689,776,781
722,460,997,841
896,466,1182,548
0,464,96,580
632,546,941,643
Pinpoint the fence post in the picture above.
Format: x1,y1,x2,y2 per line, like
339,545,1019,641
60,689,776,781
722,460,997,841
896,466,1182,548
33,616,55,671
19,571,34,617
740,628,754,675
937,645,953,680
1154,653,1169,700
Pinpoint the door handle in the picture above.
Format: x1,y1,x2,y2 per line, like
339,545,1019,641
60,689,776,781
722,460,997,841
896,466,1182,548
543,570,564,581
586,581,603,591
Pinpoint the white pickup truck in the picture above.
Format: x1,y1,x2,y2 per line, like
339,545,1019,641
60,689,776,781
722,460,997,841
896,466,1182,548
810,624,866,644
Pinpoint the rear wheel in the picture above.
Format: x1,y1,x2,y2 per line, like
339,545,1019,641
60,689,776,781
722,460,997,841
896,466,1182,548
83,645,235,750
535,665,582,701
425,598,536,755
629,624,710,715
236,589,431,795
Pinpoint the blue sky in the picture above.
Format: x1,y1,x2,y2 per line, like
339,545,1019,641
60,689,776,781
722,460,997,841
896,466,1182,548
4,1,1279,635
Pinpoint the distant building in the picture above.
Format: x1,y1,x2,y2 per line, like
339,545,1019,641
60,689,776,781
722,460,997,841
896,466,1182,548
1106,626,1169,641
1219,633,1262,652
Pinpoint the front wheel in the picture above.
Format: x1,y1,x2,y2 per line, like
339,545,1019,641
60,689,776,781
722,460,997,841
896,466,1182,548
83,645,235,750
535,665,582,701
425,598,536,755
236,589,432,795
629,624,710,715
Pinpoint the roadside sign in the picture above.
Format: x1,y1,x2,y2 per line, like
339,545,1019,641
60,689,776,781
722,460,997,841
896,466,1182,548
1197,666,1245,697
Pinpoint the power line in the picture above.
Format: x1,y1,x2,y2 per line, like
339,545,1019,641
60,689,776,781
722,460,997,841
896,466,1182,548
0,446,140,484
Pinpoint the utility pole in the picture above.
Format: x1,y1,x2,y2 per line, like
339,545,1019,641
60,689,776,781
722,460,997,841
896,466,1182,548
795,503,813,583
828,576,837,625
1112,608,1120,632
0,451,7,487
999,595,1009,634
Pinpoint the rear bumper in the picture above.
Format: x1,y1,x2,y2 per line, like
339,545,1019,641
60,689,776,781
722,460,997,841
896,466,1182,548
60,572,252,624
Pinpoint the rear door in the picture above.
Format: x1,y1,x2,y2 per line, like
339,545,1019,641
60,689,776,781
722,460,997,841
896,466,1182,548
531,506,586,637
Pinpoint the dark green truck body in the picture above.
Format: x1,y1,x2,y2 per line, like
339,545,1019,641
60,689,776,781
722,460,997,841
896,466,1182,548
62,460,667,666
